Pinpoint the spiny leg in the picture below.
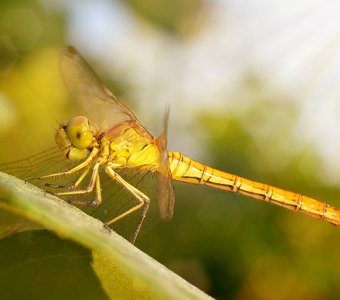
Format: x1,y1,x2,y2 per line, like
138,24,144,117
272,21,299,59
70,165,91,189
57,162,102,205
43,165,91,190
105,166,150,244
65,174,102,206
95,172,102,205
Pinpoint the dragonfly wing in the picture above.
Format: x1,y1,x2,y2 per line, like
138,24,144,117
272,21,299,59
156,106,175,221
157,171,175,221
60,46,138,130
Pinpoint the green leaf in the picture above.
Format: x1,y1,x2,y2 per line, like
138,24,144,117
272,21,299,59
0,230,109,300
0,172,213,300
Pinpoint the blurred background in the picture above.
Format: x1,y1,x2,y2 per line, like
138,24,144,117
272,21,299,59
1,0,340,299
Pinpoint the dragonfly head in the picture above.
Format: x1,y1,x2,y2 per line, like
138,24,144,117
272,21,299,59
55,115,97,160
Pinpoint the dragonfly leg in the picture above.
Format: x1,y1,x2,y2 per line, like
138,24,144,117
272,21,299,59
31,147,99,180
67,165,91,190
95,172,102,204
43,166,91,190
55,162,102,205
65,172,102,206
105,165,150,244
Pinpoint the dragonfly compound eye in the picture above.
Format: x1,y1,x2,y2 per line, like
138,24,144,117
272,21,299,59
66,116,93,149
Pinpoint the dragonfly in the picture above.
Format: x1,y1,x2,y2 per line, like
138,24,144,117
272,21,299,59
2,46,340,243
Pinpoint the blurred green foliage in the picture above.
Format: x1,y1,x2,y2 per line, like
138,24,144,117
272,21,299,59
0,1,339,300
126,0,203,35
0,230,109,300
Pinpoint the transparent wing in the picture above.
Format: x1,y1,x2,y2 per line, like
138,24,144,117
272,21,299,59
60,46,139,130
156,106,175,221
0,149,163,240
0,147,67,179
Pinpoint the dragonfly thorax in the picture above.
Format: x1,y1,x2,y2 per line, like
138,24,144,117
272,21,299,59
102,120,161,170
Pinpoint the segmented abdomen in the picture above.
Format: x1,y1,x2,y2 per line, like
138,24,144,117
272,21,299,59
168,152,340,226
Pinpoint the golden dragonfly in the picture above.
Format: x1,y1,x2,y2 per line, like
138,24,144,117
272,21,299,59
2,47,339,243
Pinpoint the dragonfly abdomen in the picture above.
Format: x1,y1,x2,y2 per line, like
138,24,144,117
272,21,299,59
168,152,340,226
